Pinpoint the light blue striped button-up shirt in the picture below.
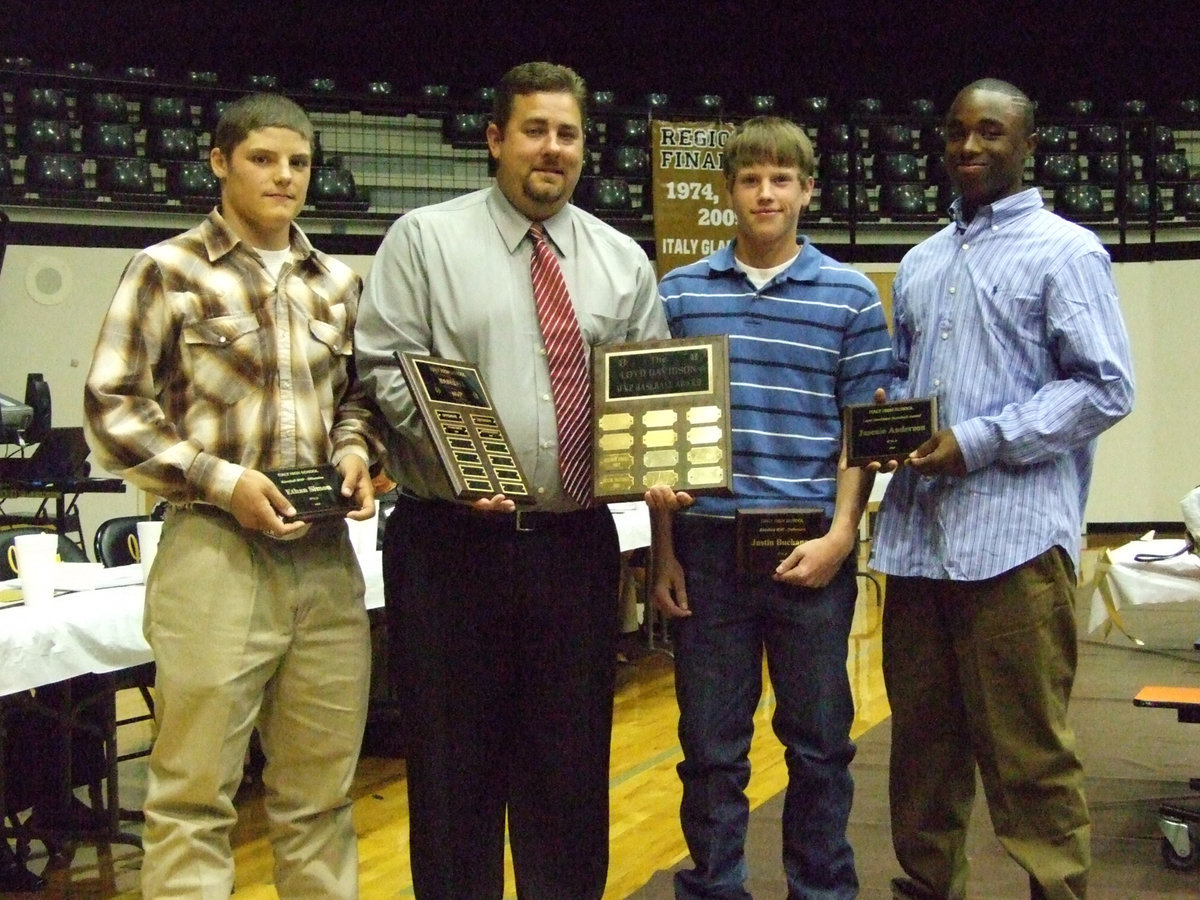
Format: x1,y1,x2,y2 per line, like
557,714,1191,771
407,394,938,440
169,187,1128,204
870,188,1134,579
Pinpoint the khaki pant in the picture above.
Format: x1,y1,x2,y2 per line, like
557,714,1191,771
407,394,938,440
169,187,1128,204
139,507,370,899
883,548,1090,900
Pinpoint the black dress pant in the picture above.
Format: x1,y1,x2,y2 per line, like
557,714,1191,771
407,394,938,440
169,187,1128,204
385,495,620,900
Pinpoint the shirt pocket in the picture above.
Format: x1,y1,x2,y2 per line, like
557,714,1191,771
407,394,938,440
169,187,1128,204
305,314,353,387
182,313,265,405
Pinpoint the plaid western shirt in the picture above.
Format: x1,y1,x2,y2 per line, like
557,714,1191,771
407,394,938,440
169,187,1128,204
85,209,375,510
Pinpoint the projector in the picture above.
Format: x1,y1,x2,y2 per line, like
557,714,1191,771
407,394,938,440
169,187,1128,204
0,392,34,432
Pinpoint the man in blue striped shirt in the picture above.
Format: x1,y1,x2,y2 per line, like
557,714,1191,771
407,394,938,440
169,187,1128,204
871,80,1134,900
651,117,894,899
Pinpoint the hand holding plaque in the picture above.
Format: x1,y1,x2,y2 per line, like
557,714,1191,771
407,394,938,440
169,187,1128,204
397,352,534,504
843,398,938,468
265,465,358,522
735,508,825,577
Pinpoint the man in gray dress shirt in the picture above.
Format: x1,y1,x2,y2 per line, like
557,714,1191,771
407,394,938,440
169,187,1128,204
355,61,669,899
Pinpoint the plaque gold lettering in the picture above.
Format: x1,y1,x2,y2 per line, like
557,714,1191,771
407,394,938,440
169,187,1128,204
735,508,825,577
599,473,637,493
843,398,938,467
265,464,358,522
599,452,635,472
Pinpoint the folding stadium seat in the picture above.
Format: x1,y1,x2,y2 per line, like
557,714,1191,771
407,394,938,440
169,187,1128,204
610,117,649,146
604,145,650,181
819,123,855,152
908,98,936,119
147,127,199,161
590,91,617,115
1172,98,1200,124
1174,183,1200,219
1087,153,1122,187
874,152,921,183
879,183,931,220
747,95,776,115
16,87,68,121
795,97,829,119
308,166,368,211
205,100,232,133
166,160,219,203
84,122,135,157
1054,183,1107,222
80,92,129,125
1078,124,1118,154
1121,182,1164,219
1037,125,1071,153
818,182,875,221
18,119,75,154
820,152,865,183
576,177,634,218
143,96,192,128
97,156,157,198
23,153,86,195
1131,124,1175,157
442,112,488,149
871,124,913,153
471,86,496,110
1036,153,1082,184
1118,99,1148,117
417,84,450,117
1154,152,1190,184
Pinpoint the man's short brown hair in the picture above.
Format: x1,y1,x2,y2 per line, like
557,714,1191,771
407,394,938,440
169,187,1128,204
212,93,314,159
491,62,588,132
722,116,815,182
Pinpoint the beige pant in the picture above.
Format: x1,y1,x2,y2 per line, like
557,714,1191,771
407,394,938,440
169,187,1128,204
883,548,1090,900
139,507,370,899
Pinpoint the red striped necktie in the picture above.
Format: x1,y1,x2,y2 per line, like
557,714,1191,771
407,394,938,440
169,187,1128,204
528,222,592,506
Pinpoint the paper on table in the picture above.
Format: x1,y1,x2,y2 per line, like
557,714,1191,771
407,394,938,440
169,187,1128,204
3,562,145,593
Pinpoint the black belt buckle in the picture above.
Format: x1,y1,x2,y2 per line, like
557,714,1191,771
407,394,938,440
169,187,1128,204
514,509,538,532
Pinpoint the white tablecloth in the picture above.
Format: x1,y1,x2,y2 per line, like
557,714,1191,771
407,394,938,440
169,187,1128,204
0,550,384,697
1086,537,1200,636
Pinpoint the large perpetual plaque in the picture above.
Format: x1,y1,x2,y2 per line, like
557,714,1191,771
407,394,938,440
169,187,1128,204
398,353,534,504
592,335,732,503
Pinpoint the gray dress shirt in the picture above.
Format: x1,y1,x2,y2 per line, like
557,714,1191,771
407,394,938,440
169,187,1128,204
356,185,669,511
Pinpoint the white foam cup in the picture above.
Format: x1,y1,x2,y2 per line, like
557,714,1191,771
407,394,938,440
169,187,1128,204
13,532,59,607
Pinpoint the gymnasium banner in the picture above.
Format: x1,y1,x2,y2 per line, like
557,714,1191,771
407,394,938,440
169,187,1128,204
651,120,738,279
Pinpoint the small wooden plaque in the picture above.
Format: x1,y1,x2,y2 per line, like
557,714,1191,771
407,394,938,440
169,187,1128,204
592,335,732,503
735,507,825,577
843,397,938,467
265,465,358,522
398,352,534,504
